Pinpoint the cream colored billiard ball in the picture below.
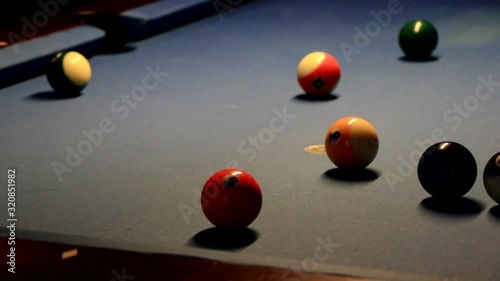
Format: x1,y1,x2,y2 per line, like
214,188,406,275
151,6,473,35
47,51,91,95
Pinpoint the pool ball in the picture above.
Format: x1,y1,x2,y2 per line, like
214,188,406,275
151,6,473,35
399,20,438,59
324,116,379,169
46,51,92,95
417,141,477,199
483,152,500,204
201,169,262,228
297,51,341,95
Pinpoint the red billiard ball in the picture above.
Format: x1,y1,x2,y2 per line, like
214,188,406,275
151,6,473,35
201,169,262,228
325,116,379,169
297,51,341,95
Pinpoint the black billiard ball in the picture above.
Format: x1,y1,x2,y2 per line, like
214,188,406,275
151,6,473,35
417,141,477,199
399,19,438,59
483,152,500,204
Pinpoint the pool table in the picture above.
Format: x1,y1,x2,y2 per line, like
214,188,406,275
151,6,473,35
1,0,500,280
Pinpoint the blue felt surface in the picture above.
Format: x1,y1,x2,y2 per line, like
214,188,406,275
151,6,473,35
122,0,211,18
0,25,105,89
1,1,500,281
120,0,255,41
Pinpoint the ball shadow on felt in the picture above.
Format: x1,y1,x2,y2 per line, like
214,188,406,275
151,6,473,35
293,93,339,102
189,227,259,250
26,91,82,100
419,197,484,216
398,55,440,63
323,168,380,182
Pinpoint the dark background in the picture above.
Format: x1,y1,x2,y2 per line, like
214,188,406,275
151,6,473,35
0,0,158,45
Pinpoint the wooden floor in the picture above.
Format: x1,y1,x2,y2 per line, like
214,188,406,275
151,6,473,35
0,237,379,281
0,0,159,48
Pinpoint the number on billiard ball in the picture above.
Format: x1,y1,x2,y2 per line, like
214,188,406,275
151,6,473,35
324,116,379,169
483,152,500,204
46,51,92,96
297,51,341,95
201,169,262,228
417,141,477,199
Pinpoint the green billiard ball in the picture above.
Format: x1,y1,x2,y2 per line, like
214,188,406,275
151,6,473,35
398,20,438,59
47,51,92,95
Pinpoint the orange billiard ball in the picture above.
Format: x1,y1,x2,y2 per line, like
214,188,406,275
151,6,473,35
201,169,262,229
325,116,379,169
297,51,341,95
